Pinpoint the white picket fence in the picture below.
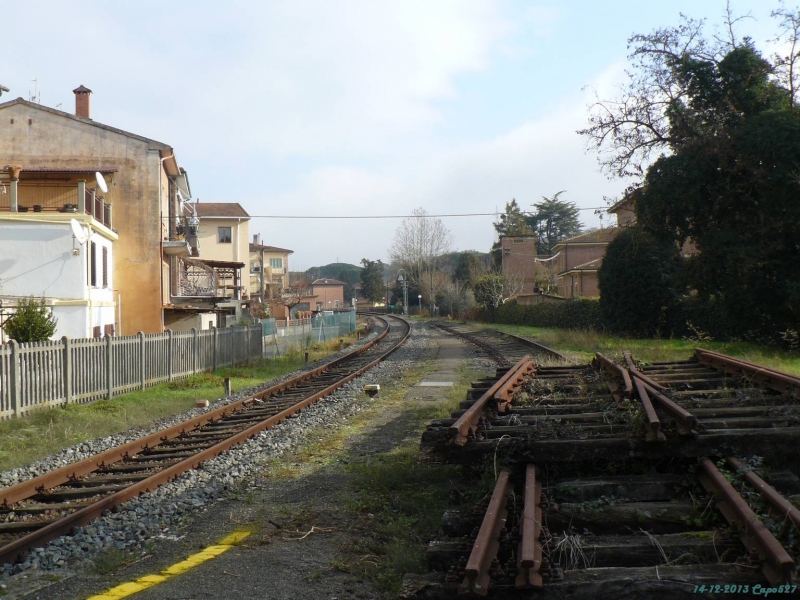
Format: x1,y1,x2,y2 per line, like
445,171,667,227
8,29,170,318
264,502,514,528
0,325,263,420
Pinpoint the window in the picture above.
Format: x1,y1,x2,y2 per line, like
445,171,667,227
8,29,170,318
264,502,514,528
218,227,232,243
250,261,261,273
90,242,97,287
102,247,108,288
513,238,524,244
334,300,340,308
269,257,283,269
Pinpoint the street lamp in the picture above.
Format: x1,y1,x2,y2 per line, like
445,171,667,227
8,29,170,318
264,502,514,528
418,294,422,316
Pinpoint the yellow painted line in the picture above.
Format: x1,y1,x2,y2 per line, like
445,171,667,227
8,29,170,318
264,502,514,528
86,530,250,600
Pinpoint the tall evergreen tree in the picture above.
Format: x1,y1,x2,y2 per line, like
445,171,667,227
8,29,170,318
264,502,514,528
526,192,582,256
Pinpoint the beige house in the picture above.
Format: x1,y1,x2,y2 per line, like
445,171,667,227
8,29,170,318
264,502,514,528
249,235,293,304
311,278,345,310
0,88,188,335
163,202,251,330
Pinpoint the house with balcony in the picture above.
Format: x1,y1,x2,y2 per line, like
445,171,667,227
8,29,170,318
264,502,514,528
0,165,117,341
163,202,251,330
249,235,293,316
0,86,197,337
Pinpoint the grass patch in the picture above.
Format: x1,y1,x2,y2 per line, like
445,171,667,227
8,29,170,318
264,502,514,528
473,322,800,375
0,349,345,473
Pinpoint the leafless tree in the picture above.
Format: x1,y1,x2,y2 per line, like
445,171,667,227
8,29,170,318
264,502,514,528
389,207,453,290
578,15,733,178
772,2,800,107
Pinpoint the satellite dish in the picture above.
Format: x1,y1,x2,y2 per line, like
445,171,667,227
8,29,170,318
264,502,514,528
70,218,88,244
95,171,109,194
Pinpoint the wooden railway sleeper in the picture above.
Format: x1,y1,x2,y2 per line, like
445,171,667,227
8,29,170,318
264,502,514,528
698,458,796,585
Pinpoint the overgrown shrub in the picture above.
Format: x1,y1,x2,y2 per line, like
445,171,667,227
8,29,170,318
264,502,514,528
2,296,57,343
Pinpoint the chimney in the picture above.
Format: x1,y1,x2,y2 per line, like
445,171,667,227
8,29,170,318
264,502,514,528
253,234,259,244
73,85,92,118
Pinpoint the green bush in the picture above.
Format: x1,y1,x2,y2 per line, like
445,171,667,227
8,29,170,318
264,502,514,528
598,227,682,336
2,296,57,343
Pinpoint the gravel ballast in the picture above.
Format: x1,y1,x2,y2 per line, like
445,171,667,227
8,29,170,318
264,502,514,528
0,321,459,586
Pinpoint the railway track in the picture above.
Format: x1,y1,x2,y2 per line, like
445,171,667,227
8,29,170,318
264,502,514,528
413,325,800,598
0,314,410,567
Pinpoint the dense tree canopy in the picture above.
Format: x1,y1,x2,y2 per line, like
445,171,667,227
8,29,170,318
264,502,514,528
585,10,800,340
526,192,583,256
360,259,386,303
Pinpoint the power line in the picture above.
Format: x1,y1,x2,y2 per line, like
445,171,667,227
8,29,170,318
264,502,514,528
245,207,610,220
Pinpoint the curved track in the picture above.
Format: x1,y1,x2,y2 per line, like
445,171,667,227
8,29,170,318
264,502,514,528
0,314,411,566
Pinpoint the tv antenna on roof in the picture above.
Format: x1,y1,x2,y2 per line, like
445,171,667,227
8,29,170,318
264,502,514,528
28,78,40,104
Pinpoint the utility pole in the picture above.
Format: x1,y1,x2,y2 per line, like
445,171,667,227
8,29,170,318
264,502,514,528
398,269,408,316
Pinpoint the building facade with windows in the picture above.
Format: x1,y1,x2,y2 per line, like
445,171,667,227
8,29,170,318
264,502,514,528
0,88,189,337
248,235,293,307
310,278,345,311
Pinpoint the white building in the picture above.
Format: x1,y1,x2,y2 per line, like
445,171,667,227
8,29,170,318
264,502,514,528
0,214,116,342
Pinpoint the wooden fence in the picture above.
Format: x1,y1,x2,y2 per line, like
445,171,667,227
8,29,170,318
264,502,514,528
0,325,263,420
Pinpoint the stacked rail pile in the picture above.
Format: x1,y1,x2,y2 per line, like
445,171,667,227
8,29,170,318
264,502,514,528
413,339,800,598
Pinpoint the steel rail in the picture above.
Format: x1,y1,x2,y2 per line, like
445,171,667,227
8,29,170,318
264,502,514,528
432,323,511,366
0,316,411,565
623,352,668,392
698,458,796,585
460,468,511,596
593,353,633,400
515,464,543,589
639,380,697,435
726,457,800,532
695,348,800,396
492,330,571,364
621,352,666,442
450,356,533,445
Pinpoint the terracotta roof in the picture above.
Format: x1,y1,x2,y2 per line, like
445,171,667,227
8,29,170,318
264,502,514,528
312,278,346,286
607,196,634,214
553,228,620,247
249,243,293,254
194,203,250,219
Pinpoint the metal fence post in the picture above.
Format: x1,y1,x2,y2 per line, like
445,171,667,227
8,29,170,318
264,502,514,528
139,332,146,390
62,336,73,404
9,339,20,417
167,330,174,382
105,334,113,400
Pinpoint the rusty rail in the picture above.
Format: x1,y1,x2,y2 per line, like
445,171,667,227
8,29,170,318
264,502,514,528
0,316,410,565
639,380,697,435
515,464,543,589
623,352,667,392
460,469,512,596
726,457,800,532
623,353,665,442
593,353,633,400
450,356,533,445
696,348,800,396
698,458,796,585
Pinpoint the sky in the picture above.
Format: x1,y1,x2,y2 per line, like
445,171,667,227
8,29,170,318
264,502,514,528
1,0,786,270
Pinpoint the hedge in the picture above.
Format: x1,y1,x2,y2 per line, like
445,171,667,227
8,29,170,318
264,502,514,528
488,298,604,330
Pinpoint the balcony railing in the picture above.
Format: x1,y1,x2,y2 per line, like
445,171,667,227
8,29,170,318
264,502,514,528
1,182,113,230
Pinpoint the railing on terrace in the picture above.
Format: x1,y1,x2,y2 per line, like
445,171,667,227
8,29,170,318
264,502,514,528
0,184,112,230
0,325,263,420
